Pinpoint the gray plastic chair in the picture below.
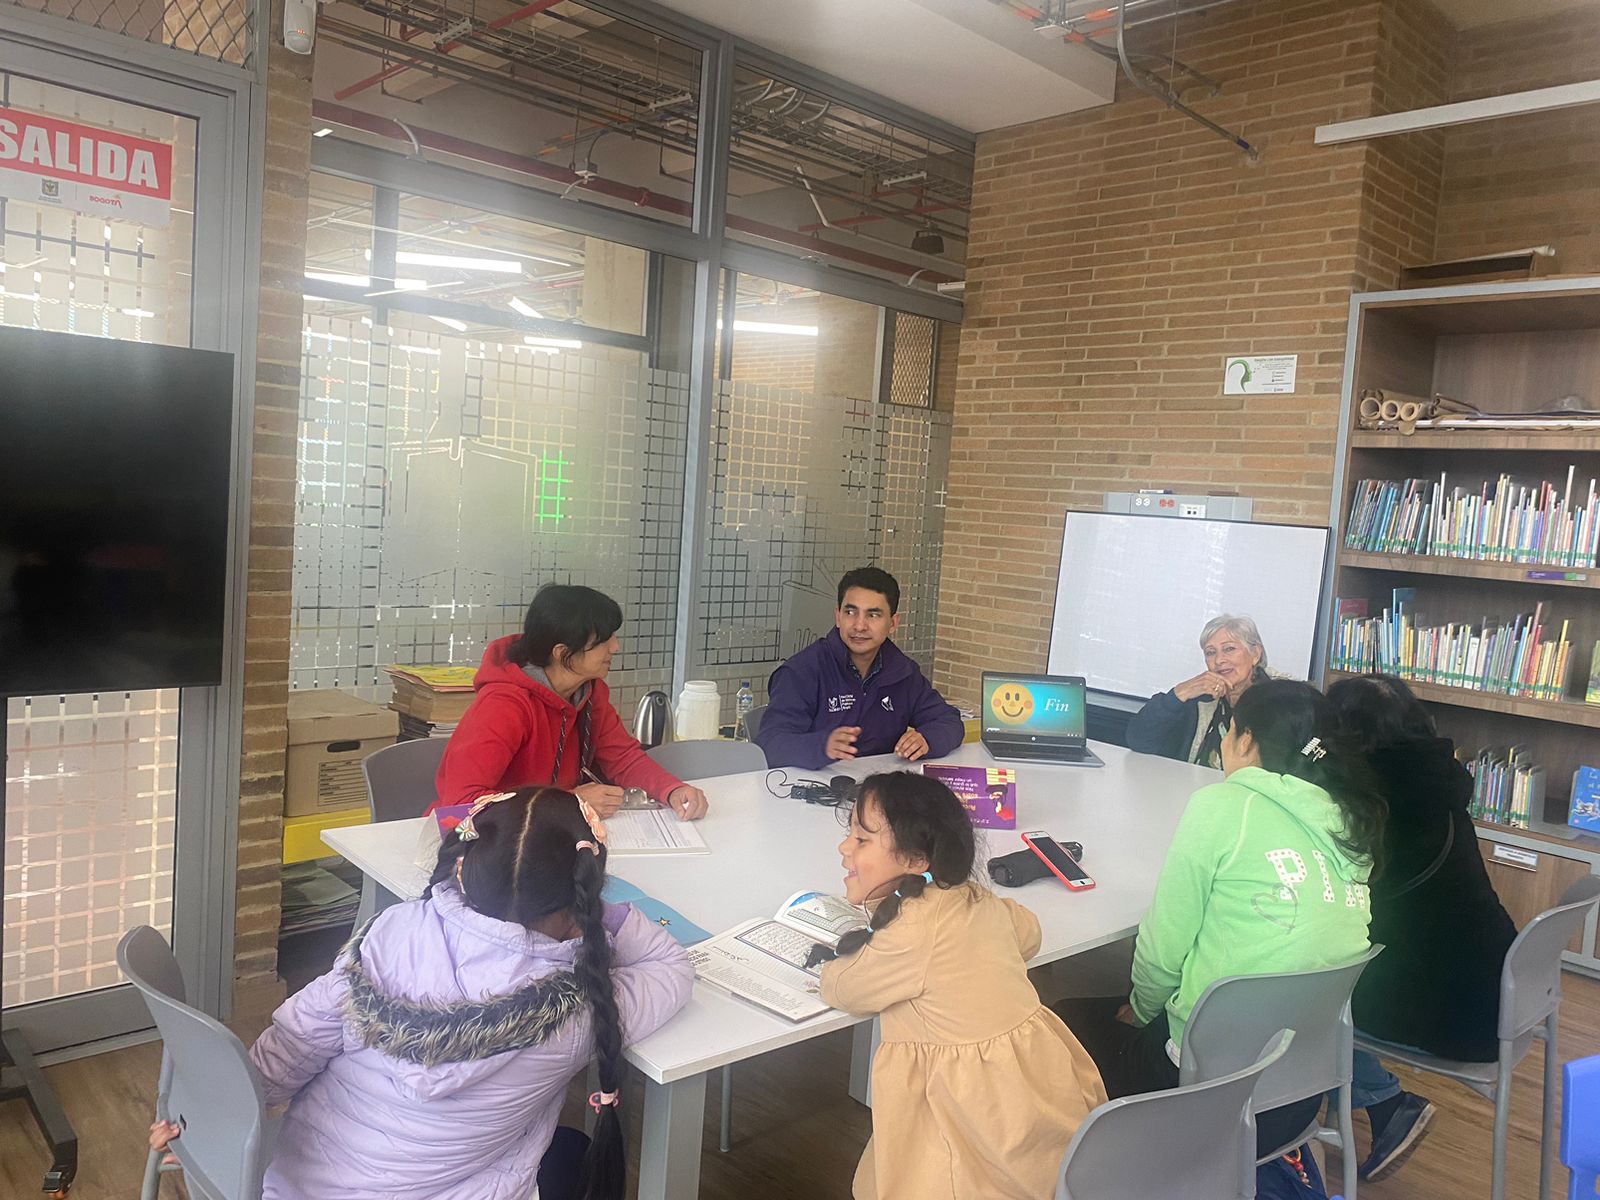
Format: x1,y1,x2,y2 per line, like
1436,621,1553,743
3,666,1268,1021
1058,1029,1295,1199
1180,945,1384,1200
118,926,276,1200
1357,875,1600,1200
743,703,768,742
127,926,187,1200
355,735,450,925
646,735,767,1153
645,738,766,781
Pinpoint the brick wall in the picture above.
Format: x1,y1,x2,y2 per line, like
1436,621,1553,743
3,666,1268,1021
232,5,314,1017
1434,7,1600,273
931,0,1452,708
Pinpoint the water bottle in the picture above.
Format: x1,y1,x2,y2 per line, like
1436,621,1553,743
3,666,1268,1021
735,680,755,740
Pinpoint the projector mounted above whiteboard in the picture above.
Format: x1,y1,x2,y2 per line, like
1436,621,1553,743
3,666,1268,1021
1046,512,1330,701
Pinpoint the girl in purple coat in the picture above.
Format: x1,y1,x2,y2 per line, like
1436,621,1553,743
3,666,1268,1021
158,787,694,1200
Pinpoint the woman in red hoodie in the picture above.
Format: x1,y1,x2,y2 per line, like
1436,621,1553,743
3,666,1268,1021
433,585,709,821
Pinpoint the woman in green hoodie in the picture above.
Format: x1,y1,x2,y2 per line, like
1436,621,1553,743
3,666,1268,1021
1058,679,1385,1151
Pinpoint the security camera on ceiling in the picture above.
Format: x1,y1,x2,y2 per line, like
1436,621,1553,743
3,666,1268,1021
283,0,316,54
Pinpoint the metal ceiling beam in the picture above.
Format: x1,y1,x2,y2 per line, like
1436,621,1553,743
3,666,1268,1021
1315,78,1600,146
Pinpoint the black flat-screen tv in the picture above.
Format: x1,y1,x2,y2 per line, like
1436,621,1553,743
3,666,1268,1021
0,328,235,696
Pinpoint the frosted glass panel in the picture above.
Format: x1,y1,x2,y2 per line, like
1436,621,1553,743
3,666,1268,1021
693,380,951,716
292,315,688,717
4,690,179,1006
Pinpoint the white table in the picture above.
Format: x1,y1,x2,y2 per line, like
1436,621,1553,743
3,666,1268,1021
323,741,1214,1200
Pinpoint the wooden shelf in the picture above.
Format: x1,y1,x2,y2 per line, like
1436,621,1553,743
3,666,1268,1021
1324,670,1600,728
1337,549,1600,589
1348,429,1600,451
1476,817,1600,857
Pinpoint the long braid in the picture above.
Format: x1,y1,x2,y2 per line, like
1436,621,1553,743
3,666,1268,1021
833,871,931,957
572,848,626,1200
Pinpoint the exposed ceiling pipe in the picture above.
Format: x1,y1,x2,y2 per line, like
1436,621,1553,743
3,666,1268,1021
334,0,567,102
792,164,961,267
1113,0,1257,160
312,102,959,285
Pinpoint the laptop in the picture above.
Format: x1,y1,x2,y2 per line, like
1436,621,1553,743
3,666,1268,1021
980,672,1105,768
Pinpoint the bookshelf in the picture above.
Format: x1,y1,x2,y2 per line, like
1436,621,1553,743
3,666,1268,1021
1328,279,1600,972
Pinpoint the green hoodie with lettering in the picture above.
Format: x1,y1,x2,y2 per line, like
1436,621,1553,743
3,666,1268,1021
1130,765,1374,1052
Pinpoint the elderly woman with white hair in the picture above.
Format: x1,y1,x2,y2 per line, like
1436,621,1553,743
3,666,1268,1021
1125,614,1270,768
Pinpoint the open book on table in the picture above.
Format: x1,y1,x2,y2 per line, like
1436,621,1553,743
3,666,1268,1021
688,891,867,1022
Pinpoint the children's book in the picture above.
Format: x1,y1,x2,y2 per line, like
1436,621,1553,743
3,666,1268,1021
688,891,867,1022
921,762,1017,829
1570,766,1600,834
1588,641,1600,705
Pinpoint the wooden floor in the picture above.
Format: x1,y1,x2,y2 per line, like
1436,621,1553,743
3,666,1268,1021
5,954,1598,1199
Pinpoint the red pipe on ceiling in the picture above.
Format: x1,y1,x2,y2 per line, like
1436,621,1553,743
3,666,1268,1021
312,100,958,285
334,0,568,102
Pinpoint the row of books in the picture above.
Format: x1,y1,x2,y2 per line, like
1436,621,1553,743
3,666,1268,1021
1329,593,1574,700
1344,469,1600,566
1465,746,1544,828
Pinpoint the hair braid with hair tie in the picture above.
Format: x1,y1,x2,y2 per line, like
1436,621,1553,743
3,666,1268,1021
571,846,626,1200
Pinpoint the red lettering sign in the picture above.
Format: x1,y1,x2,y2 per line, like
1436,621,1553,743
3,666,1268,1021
0,107,172,200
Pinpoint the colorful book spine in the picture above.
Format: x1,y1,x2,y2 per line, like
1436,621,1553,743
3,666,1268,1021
1466,746,1544,828
1344,469,1600,567
1330,597,1574,701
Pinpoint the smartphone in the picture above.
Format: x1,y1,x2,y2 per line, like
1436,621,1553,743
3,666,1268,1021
1021,831,1096,891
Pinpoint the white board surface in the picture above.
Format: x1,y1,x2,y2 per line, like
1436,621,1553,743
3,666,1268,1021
1046,512,1329,700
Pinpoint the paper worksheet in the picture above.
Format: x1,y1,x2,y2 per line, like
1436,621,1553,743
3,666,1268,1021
605,808,710,855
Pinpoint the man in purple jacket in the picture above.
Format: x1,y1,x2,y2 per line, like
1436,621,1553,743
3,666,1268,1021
756,566,964,769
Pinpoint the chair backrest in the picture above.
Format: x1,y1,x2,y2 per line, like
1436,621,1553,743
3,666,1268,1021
1561,1053,1600,1180
1179,945,1383,1112
1058,1030,1294,1200
118,927,272,1200
120,924,187,1110
743,704,768,742
646,738,767,781
1500,875,1600,1040
362,735,450,824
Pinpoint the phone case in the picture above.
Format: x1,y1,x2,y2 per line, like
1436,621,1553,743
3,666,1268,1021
1021,832,1096,891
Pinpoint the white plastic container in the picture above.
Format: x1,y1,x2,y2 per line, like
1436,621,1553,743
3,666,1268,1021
674,680,722,741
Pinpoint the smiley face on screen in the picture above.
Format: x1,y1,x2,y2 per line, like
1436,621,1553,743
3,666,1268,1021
991,684,1034,725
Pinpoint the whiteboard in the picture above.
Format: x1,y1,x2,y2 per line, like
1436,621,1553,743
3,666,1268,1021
1046,512,1329,700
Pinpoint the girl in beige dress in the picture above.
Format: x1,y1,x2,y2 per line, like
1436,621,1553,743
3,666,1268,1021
819,772,1107,1200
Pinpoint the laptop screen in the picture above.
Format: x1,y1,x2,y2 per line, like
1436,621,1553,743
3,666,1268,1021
981,672,1087,743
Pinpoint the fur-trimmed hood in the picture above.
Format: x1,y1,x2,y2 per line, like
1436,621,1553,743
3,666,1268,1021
341,922,586,1069
335,882,626,1102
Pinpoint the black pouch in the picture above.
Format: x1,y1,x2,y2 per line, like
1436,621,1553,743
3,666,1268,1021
987,841,1083,888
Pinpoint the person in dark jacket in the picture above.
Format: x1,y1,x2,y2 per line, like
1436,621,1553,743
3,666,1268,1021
1327,673,1518,1182
1125,614,1271,768
756,567,964,770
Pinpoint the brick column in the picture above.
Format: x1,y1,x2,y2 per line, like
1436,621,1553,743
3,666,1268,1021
231,4,313,1020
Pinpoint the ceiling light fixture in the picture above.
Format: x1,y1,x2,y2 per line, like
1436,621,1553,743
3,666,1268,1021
121,307,157,318
508,297,544,319
911,226,945,255
313,127,333,138
429,316,468,332
725,320,819,337
395,251,523,274
524,336,584,349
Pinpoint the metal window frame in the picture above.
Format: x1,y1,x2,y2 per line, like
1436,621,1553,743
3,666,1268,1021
0,1,264,1044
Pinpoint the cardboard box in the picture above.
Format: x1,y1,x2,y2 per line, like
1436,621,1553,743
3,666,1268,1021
285,689,399,818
